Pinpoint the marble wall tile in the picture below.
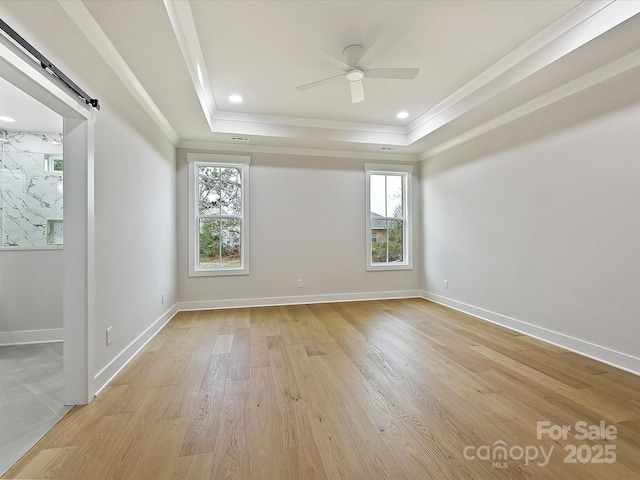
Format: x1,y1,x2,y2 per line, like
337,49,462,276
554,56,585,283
1,131,63,247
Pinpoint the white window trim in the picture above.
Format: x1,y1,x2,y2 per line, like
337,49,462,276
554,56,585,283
364,163,413,271
187,153,251,276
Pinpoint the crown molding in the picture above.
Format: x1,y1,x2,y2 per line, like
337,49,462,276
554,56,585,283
58,0,180,145
177,140,419,162
163,0,217,129
211,110,406,134
407,0,638,144
420,46,640,160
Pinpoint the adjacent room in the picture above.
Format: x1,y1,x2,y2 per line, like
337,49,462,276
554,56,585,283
0,1,639,479
0,76,70,474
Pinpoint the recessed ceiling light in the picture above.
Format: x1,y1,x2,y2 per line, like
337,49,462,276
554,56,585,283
228,94,243,104
396,111,409,119
0,115,16,123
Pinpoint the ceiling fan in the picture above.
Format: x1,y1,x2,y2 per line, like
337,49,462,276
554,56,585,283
296,29,419,104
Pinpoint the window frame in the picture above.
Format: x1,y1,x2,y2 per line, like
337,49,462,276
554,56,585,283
364,163,413,271
187,153,250,277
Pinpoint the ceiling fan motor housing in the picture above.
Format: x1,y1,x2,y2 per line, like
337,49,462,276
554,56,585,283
343,44,365,66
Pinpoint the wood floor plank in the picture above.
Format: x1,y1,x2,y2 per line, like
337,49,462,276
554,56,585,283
287,343,405,480
266,335,315,450
4,299,640,480
169,453,214,480
323,341,422,421
249,366,286,479
209,379,251,480
473,345,640,422
249,319,270,368
284,446,328,480
227,327,250,380
12,446,77,480
162,322,222,419
108,385,178,479
179,353,230,456
212,334,234,354
128,416,189,480
379,414,482,480
61,413,136,480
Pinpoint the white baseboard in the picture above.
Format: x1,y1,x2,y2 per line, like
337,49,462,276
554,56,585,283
421,291,640,377
0,328,63,346
178,290,421,311
92,304,179,396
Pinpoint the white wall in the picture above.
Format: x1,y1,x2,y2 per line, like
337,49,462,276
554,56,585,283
92,107,177,386
0,2,178,392
422,81,640,374
0,131,64,344
178,150,421,307
0,249,62,344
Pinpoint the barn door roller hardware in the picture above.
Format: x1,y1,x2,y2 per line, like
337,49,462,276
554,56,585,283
0,18,100,110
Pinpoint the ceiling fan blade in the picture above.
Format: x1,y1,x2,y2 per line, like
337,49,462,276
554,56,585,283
304,42,350,70
364,68,419,79
350,80,365,103
296,73,346,90
358,29,403,68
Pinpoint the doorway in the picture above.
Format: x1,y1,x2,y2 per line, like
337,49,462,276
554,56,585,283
0,27,95,474
0,76,71,473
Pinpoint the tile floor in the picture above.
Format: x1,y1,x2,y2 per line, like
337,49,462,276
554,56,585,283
0,342,72,475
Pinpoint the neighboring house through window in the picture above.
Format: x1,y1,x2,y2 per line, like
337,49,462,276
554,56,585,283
365,163,412,271
188,153,250,276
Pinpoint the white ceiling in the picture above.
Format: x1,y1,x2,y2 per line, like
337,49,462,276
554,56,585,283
3,1,640,159
0,75,62,134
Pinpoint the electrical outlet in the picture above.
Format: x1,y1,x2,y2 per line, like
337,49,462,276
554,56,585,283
297,279,304,288
444,280,449,289
161,292,165,305
106,327,113,345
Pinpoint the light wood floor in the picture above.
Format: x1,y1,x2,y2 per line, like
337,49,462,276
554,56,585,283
3,299,640,479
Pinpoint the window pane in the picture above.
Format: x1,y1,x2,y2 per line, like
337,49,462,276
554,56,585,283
386,175,403,217
221,218,242,267
371,227,388,264
370,174,386,217
220,167,242,215
199,218,221,268
387,219,404,262
198,166,221,215
199,218,243,268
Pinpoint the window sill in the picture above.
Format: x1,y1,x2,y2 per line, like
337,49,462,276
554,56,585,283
366,263,413,272
189,267,250,277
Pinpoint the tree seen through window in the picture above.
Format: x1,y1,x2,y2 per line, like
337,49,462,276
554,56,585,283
198,165,243,268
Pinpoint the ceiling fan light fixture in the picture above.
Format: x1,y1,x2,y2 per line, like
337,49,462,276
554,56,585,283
228,94,243,103
396,111,409,119
346,69,364,82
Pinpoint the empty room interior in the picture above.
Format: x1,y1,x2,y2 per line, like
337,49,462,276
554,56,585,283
1,1,640,479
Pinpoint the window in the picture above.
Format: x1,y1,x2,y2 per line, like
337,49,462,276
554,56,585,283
365,163,412,271
44,154,64,173
188,153,250,276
